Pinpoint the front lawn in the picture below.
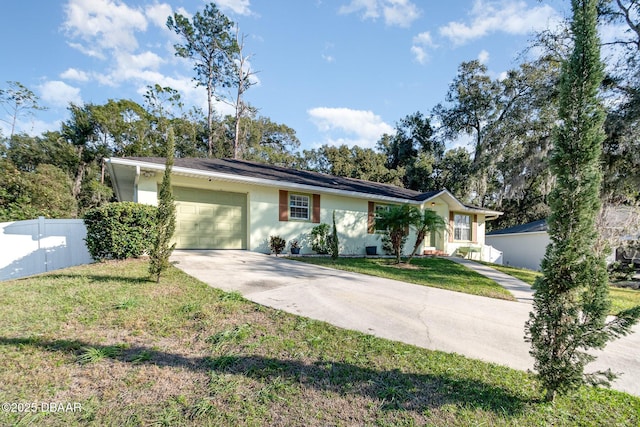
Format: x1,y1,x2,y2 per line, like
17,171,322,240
1,260,638,426
294,256,516,301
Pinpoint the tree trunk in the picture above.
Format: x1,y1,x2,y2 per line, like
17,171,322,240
407,230,426,264
207,79,214,158
73,163,86,199
234,99,241,159
72,145,86,199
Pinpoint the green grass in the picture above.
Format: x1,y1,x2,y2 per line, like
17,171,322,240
480,262,640,314
294,256,516,301
1,259,638,426
479,262,542,286
610,287,640,313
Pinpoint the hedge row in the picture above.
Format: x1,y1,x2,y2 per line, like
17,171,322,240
83,202,158,260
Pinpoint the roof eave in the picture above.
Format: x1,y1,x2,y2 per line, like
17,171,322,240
107,157,424,205
106,160,122,201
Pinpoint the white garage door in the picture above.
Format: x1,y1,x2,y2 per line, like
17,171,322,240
173,187,247,249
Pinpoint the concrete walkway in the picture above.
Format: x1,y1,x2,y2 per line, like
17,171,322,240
171,250,640,397
447,257,535,303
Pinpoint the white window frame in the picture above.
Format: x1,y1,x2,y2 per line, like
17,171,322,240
374,204,391,233
453,213,472,241
289,194,310,220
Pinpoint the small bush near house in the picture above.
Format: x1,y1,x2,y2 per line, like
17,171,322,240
269,235,286,256
84,202,158,260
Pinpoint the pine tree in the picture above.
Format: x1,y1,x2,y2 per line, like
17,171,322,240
149,127,177,283
525,0,640,401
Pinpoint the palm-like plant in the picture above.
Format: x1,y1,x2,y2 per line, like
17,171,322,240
376,204,418,263
407,208,447,264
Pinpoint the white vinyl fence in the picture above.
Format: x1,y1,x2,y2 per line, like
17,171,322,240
0,217,93,281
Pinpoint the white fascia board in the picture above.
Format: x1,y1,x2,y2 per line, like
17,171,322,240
107,158,422,205
487,231,548,238
420,190,463,208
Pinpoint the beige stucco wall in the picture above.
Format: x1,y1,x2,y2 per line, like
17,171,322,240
250,190,420,255
134,172,490,256
137,174,159,206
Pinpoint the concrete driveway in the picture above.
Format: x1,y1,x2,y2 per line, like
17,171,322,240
171,250,640,397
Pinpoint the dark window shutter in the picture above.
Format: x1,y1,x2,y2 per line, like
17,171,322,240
368,202,375,234
312,194,321,223
279,190,288,221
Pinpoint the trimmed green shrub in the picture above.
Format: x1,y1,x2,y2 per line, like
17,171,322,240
310,223,331,254
84,202,158,260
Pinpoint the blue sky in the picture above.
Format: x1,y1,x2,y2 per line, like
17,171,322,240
1,0,573,151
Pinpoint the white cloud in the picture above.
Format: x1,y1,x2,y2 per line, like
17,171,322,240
439,0,560,46
383,0,420,27
321,42,336,63
216,0,253,16
339,0,420,28
410,46,427,64
145,2,173,28
477,49,490,64
411,31,435,64
308,107,394,148
39,81,82,108
67,42,105,59
339,0,378,19
63,0,148,55
60,68,90,82
322,54,336,63
119,51,164,72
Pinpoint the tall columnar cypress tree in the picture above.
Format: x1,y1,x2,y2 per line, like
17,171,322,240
330,210,339,259
149,127,177,283
525,0,640,402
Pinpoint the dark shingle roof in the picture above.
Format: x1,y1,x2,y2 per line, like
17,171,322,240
487,219,548,235
126,157,440,202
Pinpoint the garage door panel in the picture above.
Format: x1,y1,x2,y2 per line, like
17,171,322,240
177,204,197,215
200,223,216,233
173,187,247,250
177,236,199,248
196,206,213,217
216,222,236,232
